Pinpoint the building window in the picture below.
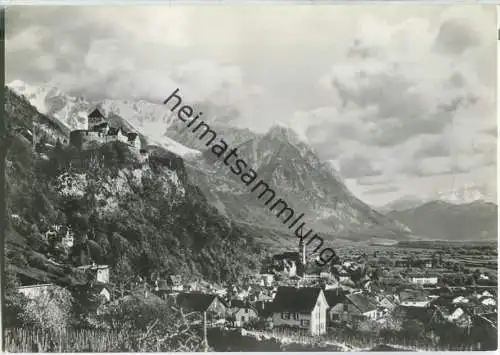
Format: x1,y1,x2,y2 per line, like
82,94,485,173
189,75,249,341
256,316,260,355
300,319,310,327
281,312,290,320
293,313,299,320
245,308,248,314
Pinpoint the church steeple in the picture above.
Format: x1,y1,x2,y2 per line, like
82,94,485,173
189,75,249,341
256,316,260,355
299,239,306,266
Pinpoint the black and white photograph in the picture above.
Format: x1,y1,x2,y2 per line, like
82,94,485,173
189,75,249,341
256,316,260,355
2,3,498,352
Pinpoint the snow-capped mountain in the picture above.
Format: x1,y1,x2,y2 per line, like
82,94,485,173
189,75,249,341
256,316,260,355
7,80,413,241
437,183,496,205
171,121,412,240
7,80,201,160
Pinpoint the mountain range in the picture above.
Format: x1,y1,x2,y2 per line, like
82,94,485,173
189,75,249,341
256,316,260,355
5,86,279,286
387,200,498,242
6,80,497,246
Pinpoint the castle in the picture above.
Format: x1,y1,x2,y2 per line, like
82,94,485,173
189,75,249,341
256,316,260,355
69,107,141,150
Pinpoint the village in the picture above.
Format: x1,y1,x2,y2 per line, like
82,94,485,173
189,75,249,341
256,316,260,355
15,222,498,350
6,107,498,351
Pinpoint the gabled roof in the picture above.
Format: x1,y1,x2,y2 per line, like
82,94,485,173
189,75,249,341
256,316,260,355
230,299,247,308
346,293,377,313
254,301,273,318
400,289,429,302
229,299,257,312
271,287,323,313
176,292,225,312
88,108,105,118
93,284,111,293
324,288,346,307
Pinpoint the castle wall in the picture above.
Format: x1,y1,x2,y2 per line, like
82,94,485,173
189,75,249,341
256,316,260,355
69,130,85,149
117,130,128,143
131,137,141,150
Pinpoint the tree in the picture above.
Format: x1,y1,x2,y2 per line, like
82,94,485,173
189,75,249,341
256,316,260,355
21,286,74,333
111,257,133,299
401,318,425,341
26,223,48,252
96,295,205,351
3,267,28,327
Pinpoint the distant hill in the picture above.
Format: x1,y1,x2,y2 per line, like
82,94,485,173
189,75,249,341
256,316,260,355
379,196,426,213
387,200,498,241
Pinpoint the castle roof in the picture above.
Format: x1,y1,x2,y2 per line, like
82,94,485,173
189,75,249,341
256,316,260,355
88,107,105,119
127,132,139,142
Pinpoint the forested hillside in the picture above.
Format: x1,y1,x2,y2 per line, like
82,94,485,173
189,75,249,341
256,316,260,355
4,88,266,289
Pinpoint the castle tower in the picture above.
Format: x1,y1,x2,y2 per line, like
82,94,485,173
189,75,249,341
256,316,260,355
88,107,106,129
77,111,89,131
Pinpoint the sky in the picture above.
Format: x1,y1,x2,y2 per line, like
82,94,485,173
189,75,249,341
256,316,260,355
5,4,497,207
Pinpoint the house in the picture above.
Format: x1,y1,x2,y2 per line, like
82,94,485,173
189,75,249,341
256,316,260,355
399,289,430,308
258,274,274,287
271,286,328,335
44,225,74,250
324,288,346,324
17,284,58,299
176,292,227,320
155,277,183,298
448,307,465,321
77,264,110,284
407,273,438,285
338,269,351,282
93,284,112,302
167,275,183,291
479,273,490,281
423,259,433,268
228,300,258,327
479,296,496,306
452,296,469,305
255,301,274,327
378,295,397,312
480,290,494,298
61,228,74,249
330,293,378,324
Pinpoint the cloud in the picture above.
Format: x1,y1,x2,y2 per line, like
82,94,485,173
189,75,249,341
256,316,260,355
339,154,382,179
433,18,480,55
413,136,450,158
365,185,400,195
4,5,496,206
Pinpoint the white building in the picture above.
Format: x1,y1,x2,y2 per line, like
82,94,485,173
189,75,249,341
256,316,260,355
407,273,438,285
77,264,110,284
18,284,58,299
258,274,274,287
271,287,328,336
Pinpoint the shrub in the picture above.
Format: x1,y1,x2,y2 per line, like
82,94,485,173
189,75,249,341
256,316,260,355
21,286,74,332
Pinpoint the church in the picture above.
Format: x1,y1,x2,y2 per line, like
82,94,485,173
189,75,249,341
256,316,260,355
69,107,141,150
